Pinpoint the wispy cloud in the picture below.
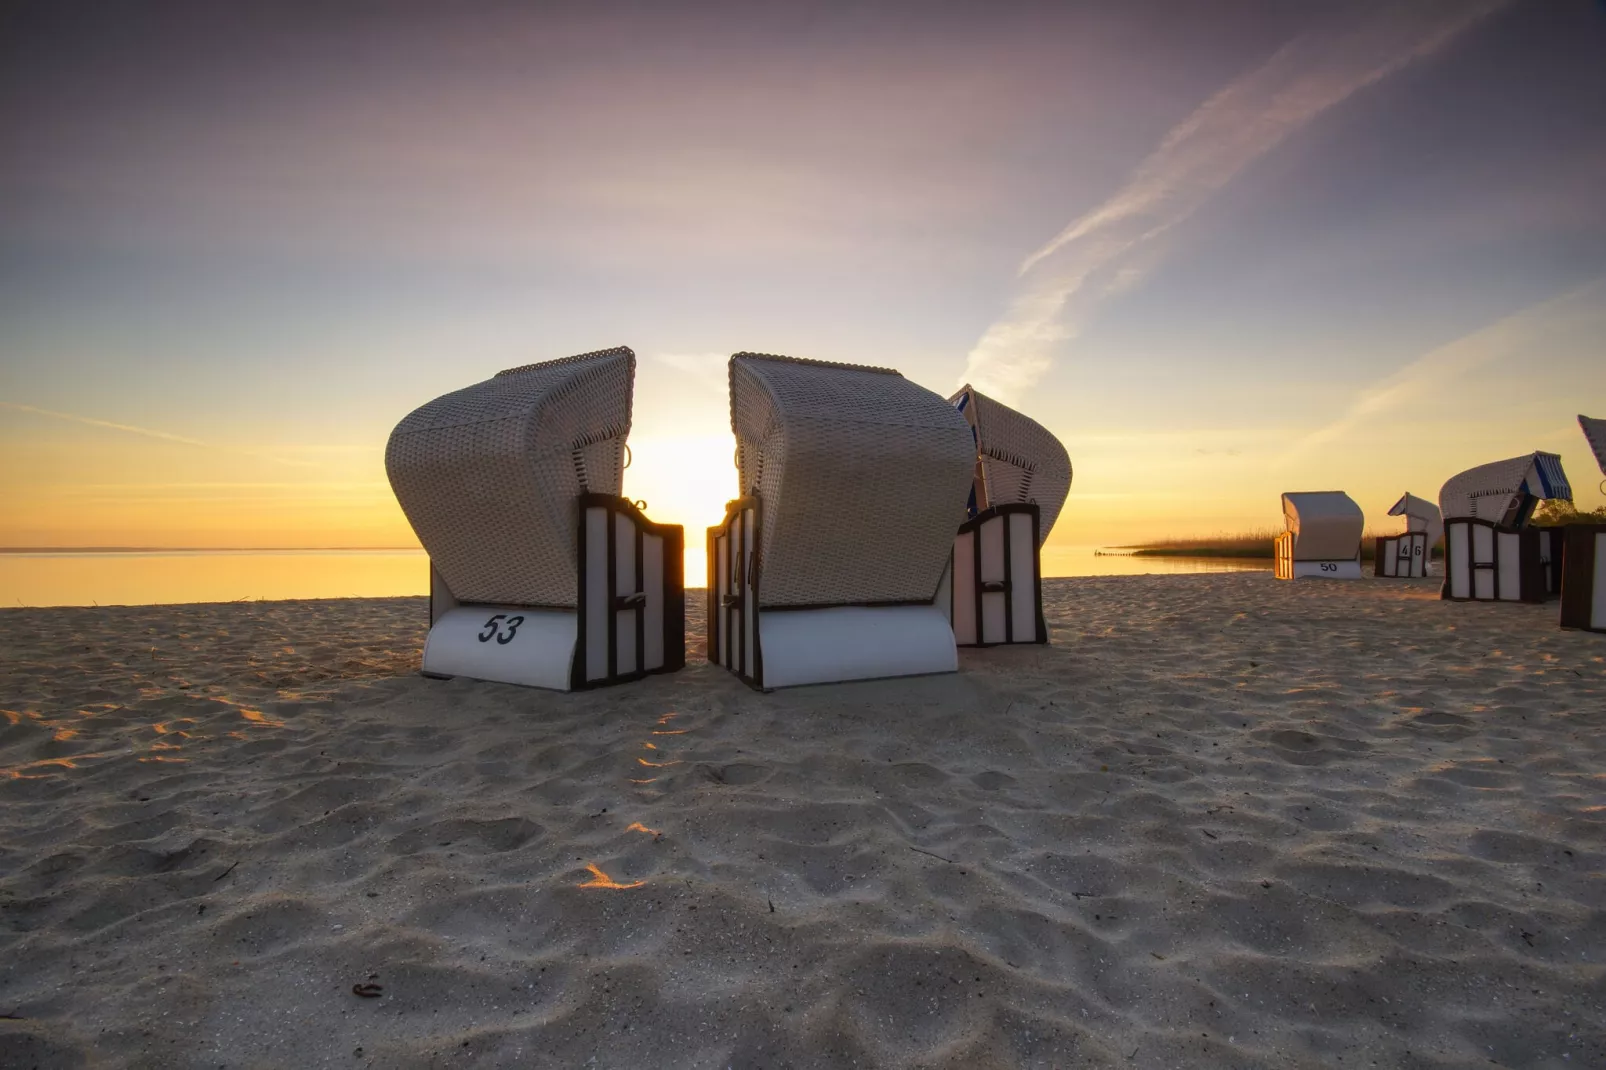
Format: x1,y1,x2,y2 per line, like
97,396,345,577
1281,277,1606,463
961,0,1508,404
0,402,321,468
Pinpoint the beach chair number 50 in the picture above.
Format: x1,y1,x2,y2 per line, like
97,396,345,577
477,614,525,645
1319,563,1338,572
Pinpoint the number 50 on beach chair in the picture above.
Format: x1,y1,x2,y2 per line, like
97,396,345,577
1274,492,1365,579
385,347,685,690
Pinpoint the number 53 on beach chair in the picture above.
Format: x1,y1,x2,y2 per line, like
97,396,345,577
385,347,685,690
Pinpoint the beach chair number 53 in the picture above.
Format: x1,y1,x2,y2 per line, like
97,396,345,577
477,614,525,645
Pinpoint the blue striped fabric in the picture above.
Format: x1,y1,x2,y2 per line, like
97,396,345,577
1527,453,1572,501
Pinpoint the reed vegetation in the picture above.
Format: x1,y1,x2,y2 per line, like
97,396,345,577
1123,528,1447,560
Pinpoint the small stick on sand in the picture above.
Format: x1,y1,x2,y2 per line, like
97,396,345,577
908,846,956,864
212,861,240,883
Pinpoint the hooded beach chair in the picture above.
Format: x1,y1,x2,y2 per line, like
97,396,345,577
1274,492,1364,579
707,353,974,689
947,385,1072,645
1560,416,1606,632
1439,451,1571,603
385,347,685,690
1374,493,1442,578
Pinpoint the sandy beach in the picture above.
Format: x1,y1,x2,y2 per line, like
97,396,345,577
1,574,1602,1069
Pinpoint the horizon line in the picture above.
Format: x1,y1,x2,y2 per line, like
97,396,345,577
0,546,426,554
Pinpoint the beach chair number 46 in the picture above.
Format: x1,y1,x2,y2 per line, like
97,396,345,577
477,614,525,645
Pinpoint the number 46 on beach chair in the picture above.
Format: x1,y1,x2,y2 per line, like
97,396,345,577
385,347,685,691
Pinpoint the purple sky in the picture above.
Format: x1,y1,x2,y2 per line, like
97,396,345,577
2,0,1603,550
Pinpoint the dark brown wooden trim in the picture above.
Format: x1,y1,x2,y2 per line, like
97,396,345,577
1030,506,1047,643
1559,525,1603,632
1002,509,1015,644
570,493,687,691
707,496,767,690
1518,529,1545,604
571,506,589,690
761,598,943,612
1442,517,1564,604
956,503,1047,647
662,523,686,673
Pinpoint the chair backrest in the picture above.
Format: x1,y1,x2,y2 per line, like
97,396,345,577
1438,452,1571,527
1580,415,1606,477
729,352,975,607
1281,491,1364,560
1387,491,1443,544
949,384,1072,545
386,347,635,608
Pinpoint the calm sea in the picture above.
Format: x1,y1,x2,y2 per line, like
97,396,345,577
0,545,1265,608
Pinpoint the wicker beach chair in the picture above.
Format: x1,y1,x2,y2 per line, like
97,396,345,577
1438,452,1570,603
1274,492,1364,579
386,347,684,689
947,385,1072,645
1375,492,1441,578
1560,416,1606,632
707,353,975,689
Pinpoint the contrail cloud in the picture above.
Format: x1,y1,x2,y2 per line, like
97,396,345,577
1280,277,1606,464
960,0,1509,404
0,402,320,468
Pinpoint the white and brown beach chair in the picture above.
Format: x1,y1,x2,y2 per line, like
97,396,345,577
1438,451,1571,603
1374,492,1442,579
386,347,684,690
707,353,974,689
1560,416,1606,632
947,385,1071,645
1274,492,1364,579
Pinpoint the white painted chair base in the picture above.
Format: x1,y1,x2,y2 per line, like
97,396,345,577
757,606,957,689
707,497,958,690
422,606,578,689
1278,559,1363,580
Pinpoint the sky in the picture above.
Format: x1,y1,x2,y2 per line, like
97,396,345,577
2,0,1604,562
